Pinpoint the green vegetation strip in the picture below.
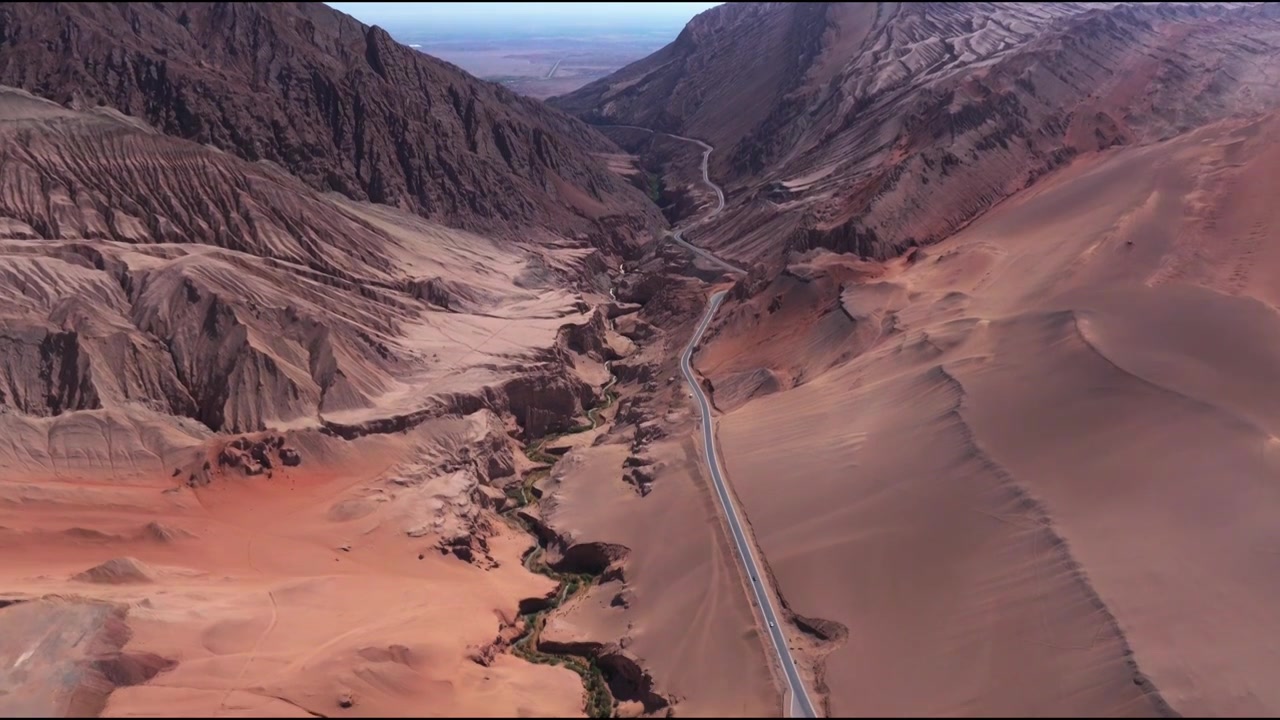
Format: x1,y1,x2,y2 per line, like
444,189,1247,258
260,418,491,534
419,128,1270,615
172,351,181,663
501,369,618,718
647,173,664,204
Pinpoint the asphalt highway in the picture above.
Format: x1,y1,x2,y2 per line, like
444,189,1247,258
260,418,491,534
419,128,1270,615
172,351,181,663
680,291,819,719
608,123,817,718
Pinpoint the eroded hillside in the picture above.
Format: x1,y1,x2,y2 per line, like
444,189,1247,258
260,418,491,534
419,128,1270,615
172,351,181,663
0,1,664,244
556,2,1280,265
0,76,669,713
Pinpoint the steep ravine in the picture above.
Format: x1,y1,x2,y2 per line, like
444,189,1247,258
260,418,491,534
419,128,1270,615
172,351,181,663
501,369,621,718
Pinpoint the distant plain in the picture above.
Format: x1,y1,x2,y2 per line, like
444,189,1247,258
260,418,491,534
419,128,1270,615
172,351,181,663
384,28,677,98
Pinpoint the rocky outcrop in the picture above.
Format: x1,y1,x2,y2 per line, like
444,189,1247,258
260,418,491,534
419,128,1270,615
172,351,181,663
317,363,597,443
359,412,523,571
520,492,633,576
622,466,655,497
468,615,523,667
614,315,658,343
533,636,670,714
603,301,642,319
547,541,630,576
611,360,656,384
620,454,661,497
504,373,595,440
632,273,706,329
516,591,555,617
71,557,154,584
210,434,301,481
435,530,495,568
614,272,672,306
561,308,611,361
279,448,302,466
729,264,773,302
597,648,670,714
630,421,667,455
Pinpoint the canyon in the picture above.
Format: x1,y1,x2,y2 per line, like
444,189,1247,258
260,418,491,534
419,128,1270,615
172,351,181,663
5,1,1280,718
558,1,1280,716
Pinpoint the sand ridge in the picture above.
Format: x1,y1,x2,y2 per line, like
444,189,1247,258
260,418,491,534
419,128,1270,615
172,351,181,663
698,109,1280,716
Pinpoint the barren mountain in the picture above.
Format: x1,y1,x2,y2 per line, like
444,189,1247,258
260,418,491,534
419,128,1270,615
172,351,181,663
565,1,1280,717
12,1,1280,718
0,71,780,714
0,1,663,245
554,1,1280,264
0,85,607,438
0,79,634,715
0,2,701,716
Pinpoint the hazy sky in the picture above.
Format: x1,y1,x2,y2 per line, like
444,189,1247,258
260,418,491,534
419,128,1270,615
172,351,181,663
326,2,722,30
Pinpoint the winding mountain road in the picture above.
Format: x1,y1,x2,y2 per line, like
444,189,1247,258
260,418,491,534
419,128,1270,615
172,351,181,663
605,124,817,718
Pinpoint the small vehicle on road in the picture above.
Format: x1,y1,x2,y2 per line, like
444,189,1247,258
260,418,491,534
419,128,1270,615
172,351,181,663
768,621,776,628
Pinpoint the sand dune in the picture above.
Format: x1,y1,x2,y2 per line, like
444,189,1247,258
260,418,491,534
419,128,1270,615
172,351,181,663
702,110,1280,715
72,557,157,585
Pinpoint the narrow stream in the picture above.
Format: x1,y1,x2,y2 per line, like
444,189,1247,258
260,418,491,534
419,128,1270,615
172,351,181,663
501,366,619,718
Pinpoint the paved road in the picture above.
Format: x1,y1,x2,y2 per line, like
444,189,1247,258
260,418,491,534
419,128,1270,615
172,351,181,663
681,293,818,719
599,123,745,274
546,59,562,79
604,122,818,717
671,134,746,273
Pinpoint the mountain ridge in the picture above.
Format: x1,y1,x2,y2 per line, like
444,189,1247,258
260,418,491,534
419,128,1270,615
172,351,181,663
553,1,1280,264
0,1,664,247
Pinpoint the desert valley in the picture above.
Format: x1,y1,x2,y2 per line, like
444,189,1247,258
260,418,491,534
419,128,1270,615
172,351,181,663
3,1,1280,718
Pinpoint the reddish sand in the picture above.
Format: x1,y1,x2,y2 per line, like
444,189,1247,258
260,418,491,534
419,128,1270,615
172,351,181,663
703,111,1280,716
0,416,585,718
539,434,781,716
